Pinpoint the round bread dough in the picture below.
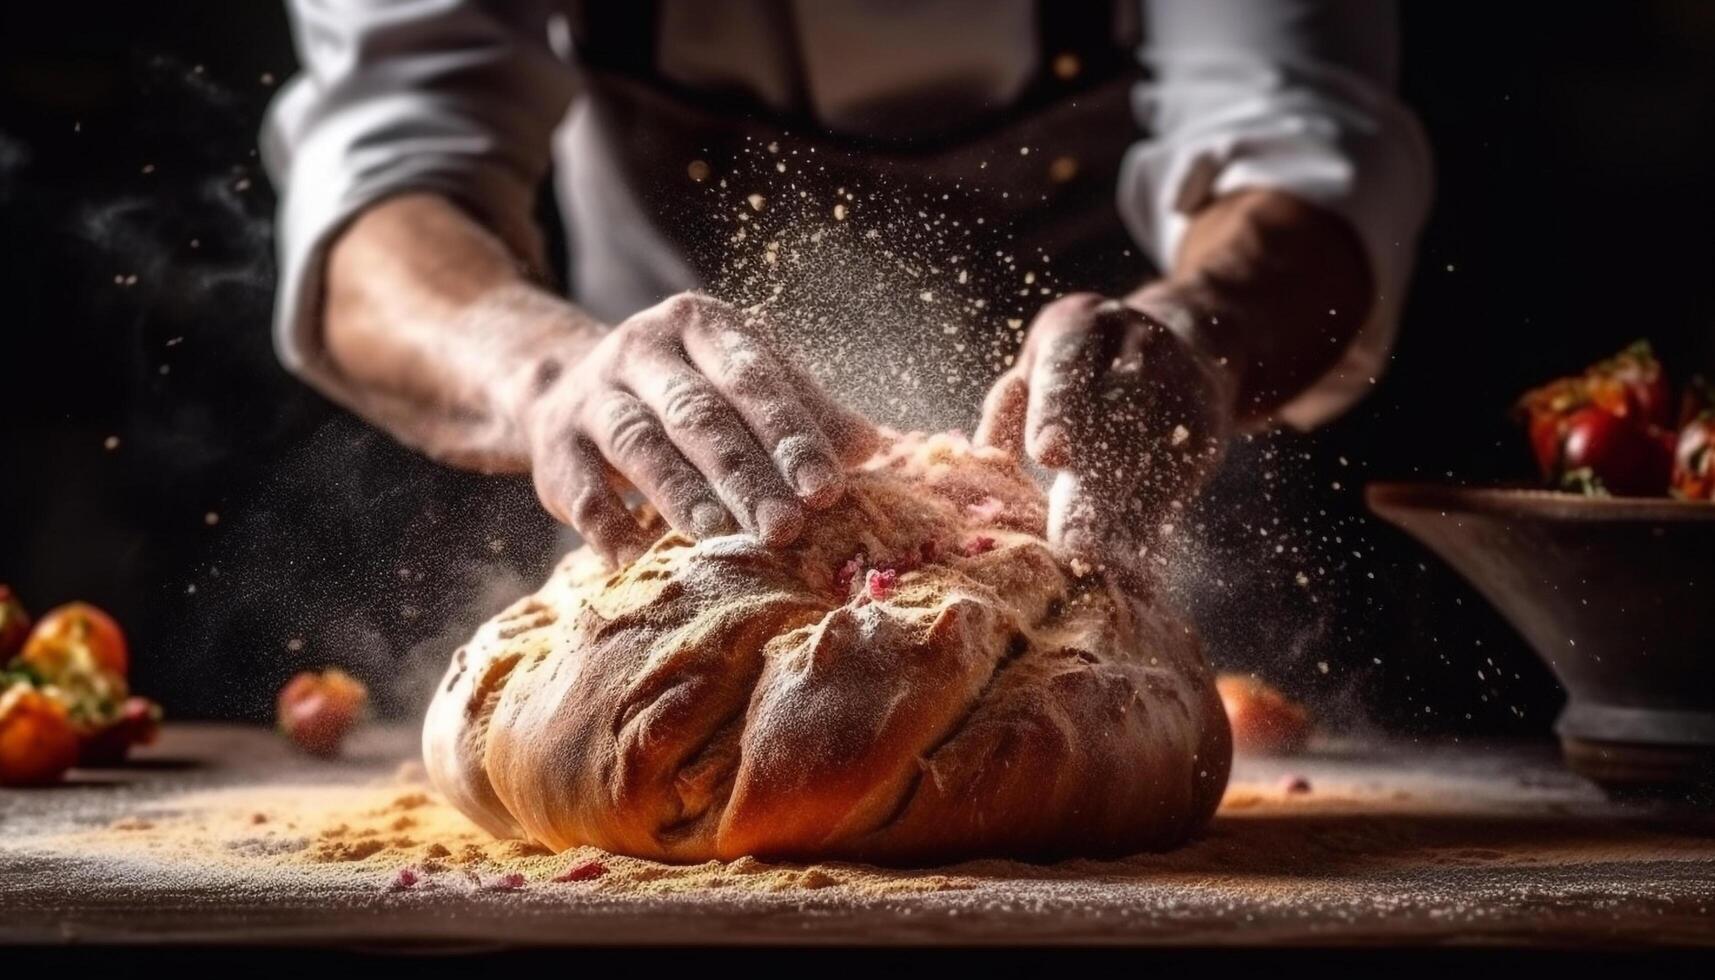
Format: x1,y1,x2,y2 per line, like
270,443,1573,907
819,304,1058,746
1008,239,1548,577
423,432,1230,864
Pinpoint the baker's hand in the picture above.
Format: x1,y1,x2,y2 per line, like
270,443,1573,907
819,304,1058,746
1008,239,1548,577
976,292,1233,562
514,293,880,563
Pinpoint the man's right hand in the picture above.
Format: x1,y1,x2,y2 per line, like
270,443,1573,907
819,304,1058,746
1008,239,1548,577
511,293,879,563
320,195,877,565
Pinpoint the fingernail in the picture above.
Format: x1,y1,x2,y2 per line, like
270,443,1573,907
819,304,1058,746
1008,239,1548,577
754,498,804,546
691,501,728,536
792,459,842,506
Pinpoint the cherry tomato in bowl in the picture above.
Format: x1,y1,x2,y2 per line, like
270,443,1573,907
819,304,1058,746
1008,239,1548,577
1671,379,1715,501
1585,341,1675,430
1560,406,1675,497
1516,341,1679,497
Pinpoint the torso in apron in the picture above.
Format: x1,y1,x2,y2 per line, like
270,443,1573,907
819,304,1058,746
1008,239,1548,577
551,3,1152,431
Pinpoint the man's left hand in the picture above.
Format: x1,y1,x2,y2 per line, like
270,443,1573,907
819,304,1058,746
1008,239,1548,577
976,291,1233,564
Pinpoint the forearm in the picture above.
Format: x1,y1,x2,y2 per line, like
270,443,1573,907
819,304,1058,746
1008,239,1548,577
1127,189,1374,426
322,193,604,471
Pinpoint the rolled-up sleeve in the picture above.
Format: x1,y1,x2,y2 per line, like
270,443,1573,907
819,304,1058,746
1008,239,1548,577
1119,0,1433,428
262,0,575,390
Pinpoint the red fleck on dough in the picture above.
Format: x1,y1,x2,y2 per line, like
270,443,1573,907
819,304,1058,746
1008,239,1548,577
864,567,899,600
962,535,997,557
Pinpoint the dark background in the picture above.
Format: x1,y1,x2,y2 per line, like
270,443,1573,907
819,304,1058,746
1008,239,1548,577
3,3,1712,732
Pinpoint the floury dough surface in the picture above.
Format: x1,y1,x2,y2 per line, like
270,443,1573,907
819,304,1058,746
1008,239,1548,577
423,431,1228,863
4,723,1714,947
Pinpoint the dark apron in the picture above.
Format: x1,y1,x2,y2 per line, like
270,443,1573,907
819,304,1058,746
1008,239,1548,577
563,0,1155,429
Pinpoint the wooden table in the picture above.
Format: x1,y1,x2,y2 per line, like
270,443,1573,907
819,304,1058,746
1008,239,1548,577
3,724,1712,949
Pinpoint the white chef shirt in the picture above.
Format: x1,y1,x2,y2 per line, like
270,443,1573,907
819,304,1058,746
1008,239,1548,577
263,0,1431,429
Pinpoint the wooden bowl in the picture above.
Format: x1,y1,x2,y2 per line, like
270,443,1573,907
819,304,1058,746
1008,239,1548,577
1367,483,1715,796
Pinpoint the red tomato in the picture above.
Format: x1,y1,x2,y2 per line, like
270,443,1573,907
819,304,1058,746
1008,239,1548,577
1583,340,1675,429
0,586,29,661
1216,674,1311,756
278,669,368,757
78,696,163,766
1673,417,1715,500
1560,407,1674,497
1526,413,1564,478
0,686,80,786
22,603,128,677
1517,342,1677,492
